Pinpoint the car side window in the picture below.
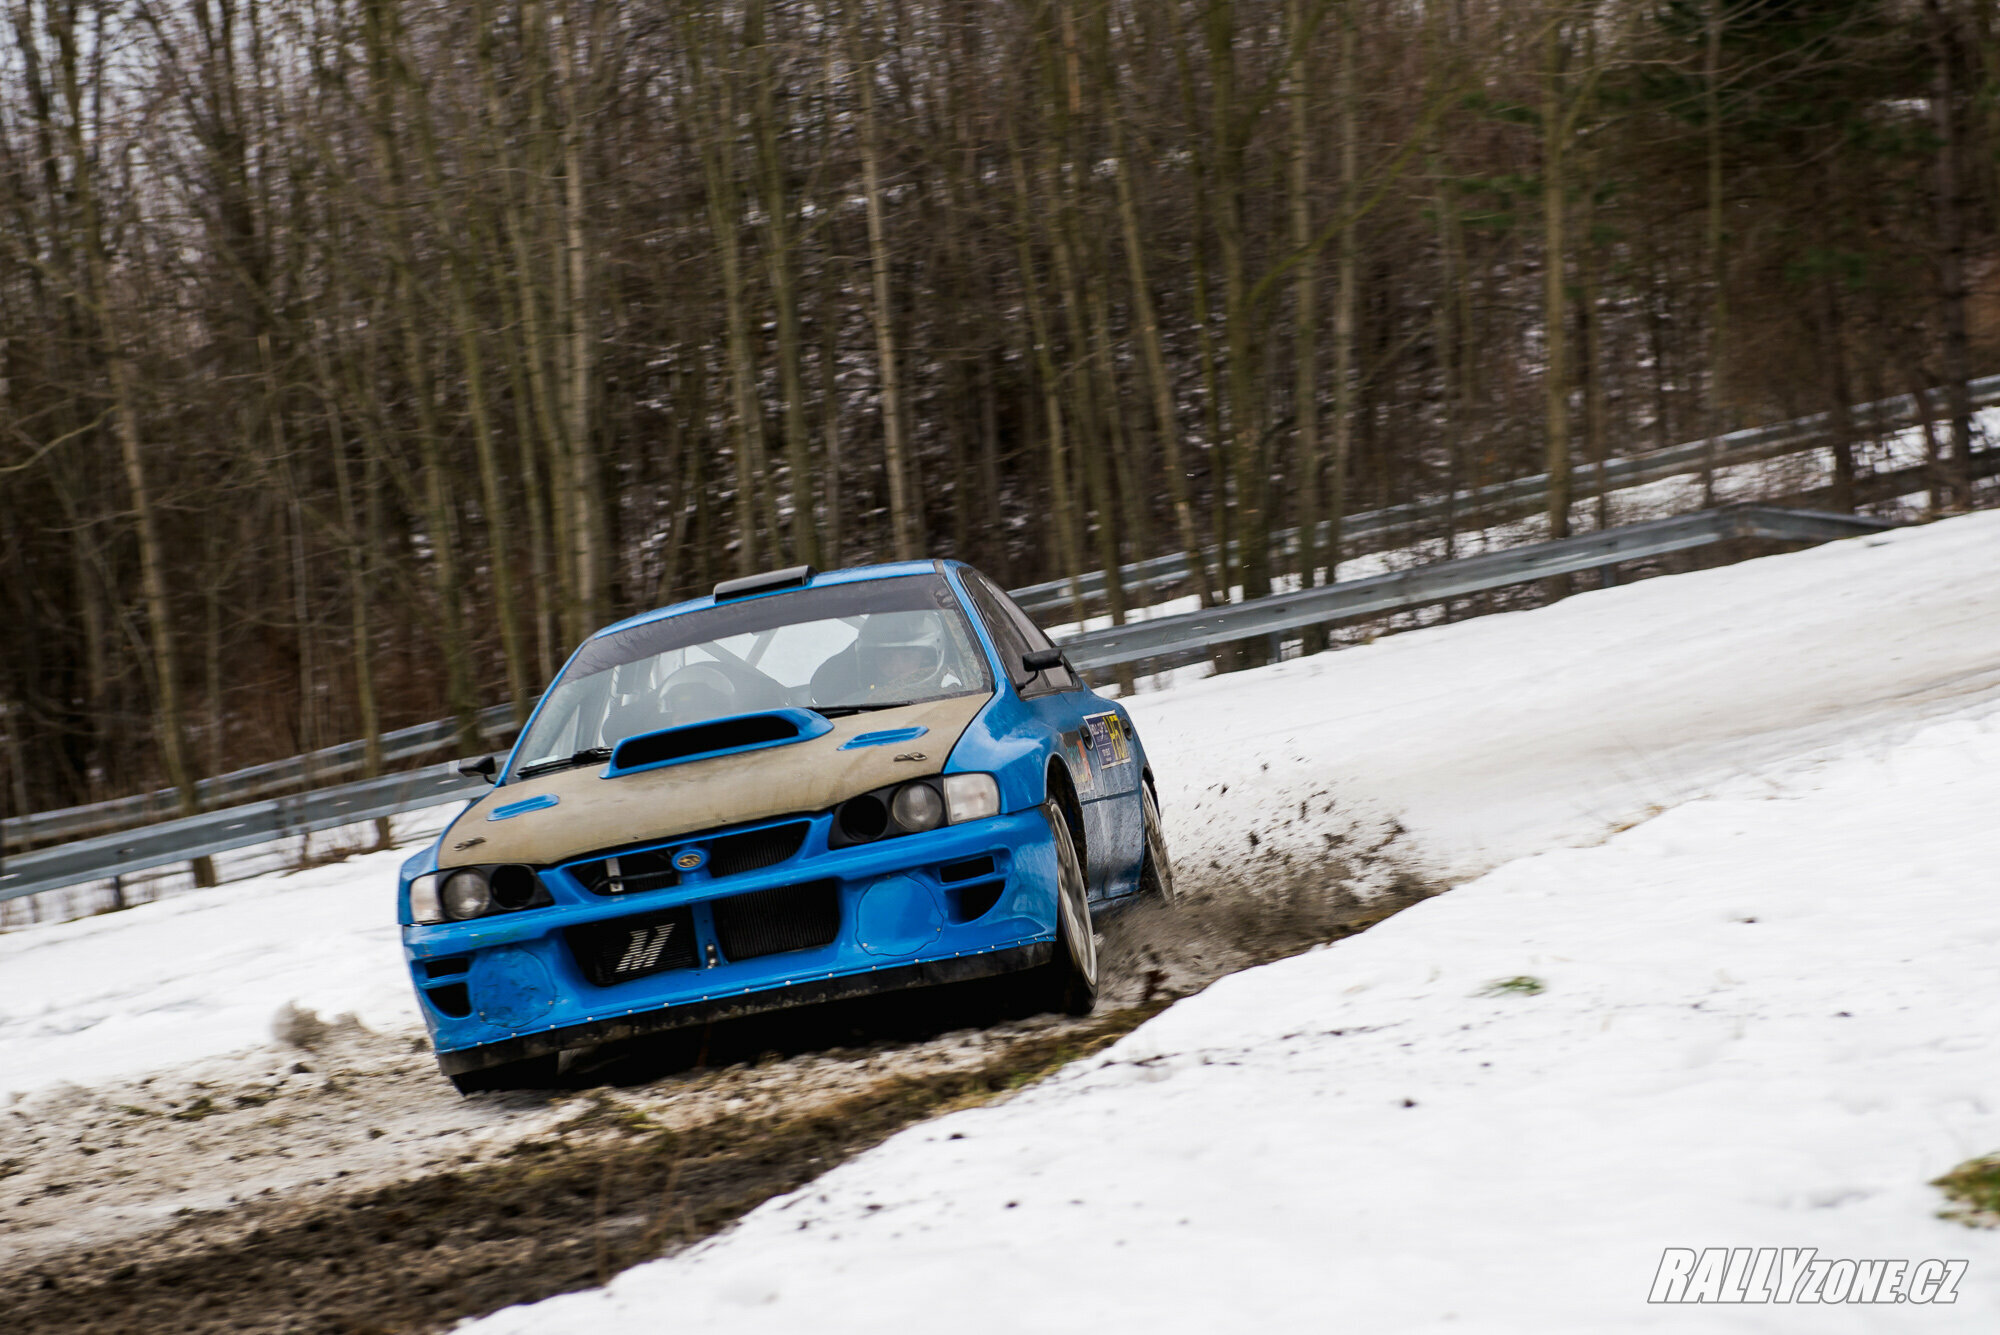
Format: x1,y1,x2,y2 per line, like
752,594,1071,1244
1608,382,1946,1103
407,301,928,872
978,575,1079,693
963,575,1036,689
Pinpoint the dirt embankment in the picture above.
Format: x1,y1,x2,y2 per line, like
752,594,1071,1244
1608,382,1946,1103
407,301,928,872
4,825,1433,1335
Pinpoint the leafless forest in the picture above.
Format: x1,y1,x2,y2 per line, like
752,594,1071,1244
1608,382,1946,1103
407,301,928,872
2,0,1995,820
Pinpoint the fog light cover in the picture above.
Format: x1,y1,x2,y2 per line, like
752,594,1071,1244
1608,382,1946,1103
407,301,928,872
941,773,1001,824
891,782,946,832
441,869,494,920
409,873,445,925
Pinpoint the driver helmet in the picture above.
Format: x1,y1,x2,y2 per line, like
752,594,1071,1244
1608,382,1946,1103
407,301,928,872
857,613,947,696
661,662,735,725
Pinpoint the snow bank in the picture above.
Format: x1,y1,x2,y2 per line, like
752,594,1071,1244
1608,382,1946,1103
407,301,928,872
0,843,419,1098
471,704,2000,1334
1138,508,2000,880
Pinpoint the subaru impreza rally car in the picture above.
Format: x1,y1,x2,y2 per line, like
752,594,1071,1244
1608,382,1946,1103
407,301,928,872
398,561,1175,1092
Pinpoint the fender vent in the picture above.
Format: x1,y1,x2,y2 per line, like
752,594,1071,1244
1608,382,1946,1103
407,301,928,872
709,821,809,877
712,880,840,961
566,906,700,985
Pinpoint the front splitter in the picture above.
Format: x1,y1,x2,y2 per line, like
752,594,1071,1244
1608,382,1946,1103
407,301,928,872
436,940,1055,1076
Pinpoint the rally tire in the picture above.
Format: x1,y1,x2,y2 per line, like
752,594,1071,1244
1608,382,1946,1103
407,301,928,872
1020,796,1098,1017
1138,781,1178,906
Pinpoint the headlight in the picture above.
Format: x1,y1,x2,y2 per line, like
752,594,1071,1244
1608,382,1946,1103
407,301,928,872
829,773,1004,848
441,868,494,920
941,773,1000,824
409,873,444,925
891,782,946,831
409,864,552,924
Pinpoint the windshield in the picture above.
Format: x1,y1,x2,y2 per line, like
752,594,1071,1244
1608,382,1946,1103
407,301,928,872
510,574,992,778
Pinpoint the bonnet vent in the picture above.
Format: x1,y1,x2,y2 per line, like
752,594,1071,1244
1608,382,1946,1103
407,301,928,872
611,712,803,773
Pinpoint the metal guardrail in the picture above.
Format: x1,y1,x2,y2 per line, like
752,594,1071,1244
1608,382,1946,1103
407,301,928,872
0,764,488,904
1056,504,1894,670
2,703,519,852
0,503,1895,905
1009,374,2000,615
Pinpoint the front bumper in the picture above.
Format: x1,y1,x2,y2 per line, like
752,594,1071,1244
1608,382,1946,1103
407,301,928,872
403,807,1059,1074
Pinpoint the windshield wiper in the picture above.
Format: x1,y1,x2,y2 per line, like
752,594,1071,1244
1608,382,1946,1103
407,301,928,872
813,703,907,718
515,746,613,779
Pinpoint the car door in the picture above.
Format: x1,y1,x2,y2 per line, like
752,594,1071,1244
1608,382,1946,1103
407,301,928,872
962,572,1142,900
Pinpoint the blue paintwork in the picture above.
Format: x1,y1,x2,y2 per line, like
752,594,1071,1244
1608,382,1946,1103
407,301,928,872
399,560,1156,1068
839,725,929,750
601,707,833,779
488,793,560,821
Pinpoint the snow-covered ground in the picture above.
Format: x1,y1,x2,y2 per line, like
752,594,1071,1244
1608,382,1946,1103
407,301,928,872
5,509,2000,1330
472,702,2000,1334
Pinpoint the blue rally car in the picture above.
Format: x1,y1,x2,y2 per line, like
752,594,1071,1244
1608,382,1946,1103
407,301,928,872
398,561,1175,1092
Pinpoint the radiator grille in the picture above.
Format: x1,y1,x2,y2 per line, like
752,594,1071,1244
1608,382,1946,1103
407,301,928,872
711,880,840,961
708,821,809,878
565,906,700,985
571,849,680,897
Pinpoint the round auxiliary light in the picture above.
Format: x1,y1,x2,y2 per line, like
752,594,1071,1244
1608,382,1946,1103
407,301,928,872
441,868,494,920
838,794,890,842
891,782,946,832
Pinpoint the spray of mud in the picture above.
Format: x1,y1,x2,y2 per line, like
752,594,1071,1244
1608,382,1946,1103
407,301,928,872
2,823,1439,1335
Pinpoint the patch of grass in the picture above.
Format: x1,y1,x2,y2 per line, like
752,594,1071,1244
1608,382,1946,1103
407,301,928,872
1480,975,1546,996
1934,1154,2000,1228
168,1097,217,1122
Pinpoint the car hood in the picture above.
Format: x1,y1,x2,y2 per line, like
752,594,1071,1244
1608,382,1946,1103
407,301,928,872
436,693,991,869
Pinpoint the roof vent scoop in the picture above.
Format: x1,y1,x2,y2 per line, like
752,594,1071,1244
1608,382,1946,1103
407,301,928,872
713,565,816,602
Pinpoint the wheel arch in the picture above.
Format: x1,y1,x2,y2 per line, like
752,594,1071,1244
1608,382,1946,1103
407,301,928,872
1044,756,1087,872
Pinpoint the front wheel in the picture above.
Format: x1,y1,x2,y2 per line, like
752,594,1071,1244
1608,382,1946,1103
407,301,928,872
1011,797,1098,1017
1138,781,1177,906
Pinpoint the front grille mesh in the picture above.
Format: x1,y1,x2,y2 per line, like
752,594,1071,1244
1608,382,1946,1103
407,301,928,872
708,821,809,877
565,906,700,986
712,880,840,961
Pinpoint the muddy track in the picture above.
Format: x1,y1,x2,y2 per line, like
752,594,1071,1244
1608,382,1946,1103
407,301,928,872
3,857,1434,1335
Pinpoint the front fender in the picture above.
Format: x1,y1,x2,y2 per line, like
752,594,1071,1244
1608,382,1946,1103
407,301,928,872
945,692,1060,814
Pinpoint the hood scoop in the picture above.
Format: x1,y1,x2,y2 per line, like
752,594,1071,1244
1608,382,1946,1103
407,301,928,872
605,708,833,779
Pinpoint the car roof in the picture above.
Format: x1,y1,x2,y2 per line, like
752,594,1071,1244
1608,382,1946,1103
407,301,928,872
590,560,955,640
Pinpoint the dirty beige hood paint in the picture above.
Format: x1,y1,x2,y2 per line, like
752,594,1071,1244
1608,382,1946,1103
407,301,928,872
437,694,991,869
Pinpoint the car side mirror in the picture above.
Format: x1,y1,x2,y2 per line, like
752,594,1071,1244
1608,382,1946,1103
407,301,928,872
1022,647,1066,673
459,755,499,784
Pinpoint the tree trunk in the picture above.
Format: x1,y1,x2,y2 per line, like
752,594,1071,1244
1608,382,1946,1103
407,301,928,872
751,0,819,567
1542,13,1572,553
854,10,918,559
1289,0,1322,651
1925,0,1977,510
